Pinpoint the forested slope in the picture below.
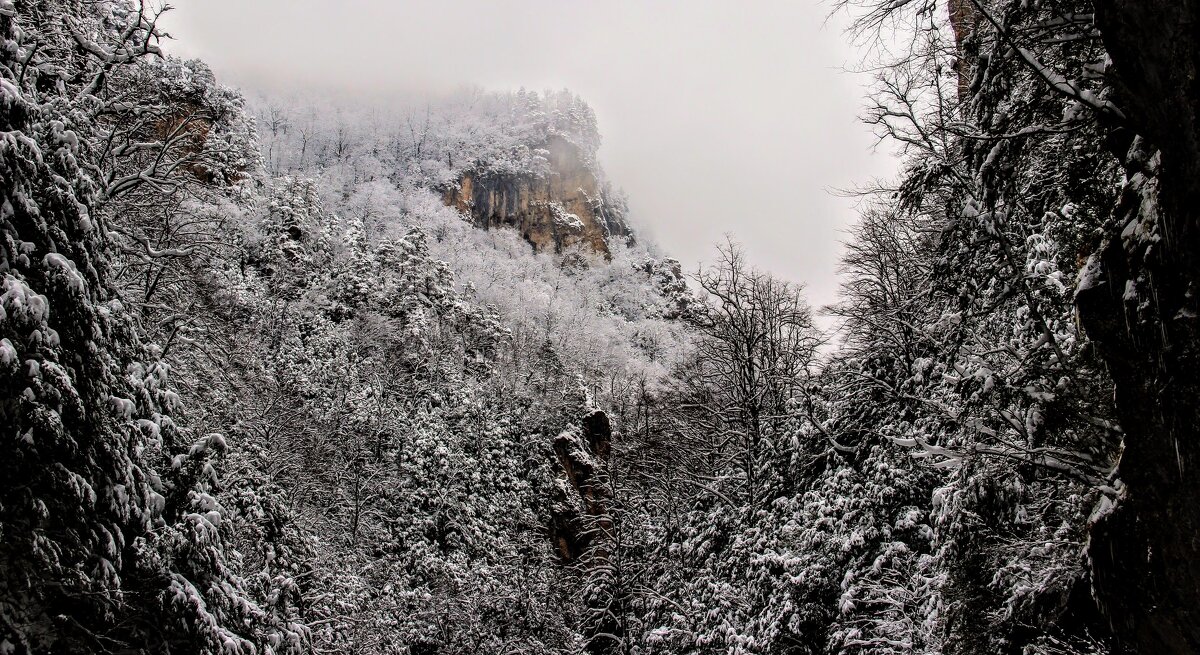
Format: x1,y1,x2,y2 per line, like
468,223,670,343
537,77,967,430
1,1,1198,654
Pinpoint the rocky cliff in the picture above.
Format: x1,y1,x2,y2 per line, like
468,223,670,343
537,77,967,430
442,135,631,255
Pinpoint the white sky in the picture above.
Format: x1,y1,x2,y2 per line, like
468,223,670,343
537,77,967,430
160,0,899,312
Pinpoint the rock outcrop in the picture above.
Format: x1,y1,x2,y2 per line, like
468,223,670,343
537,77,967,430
549,409,623,654
442,136,631,255
549,409,613,563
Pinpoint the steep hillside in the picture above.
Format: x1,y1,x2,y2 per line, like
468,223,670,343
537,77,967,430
4,2,1200,655
251,87,631,256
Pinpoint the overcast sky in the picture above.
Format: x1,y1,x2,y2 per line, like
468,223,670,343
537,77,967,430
160,0,899,312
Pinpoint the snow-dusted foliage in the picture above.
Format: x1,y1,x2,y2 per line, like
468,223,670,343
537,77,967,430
79,63,695,650
4,1,1187,653
0,2,301,653
253,86,605,190
599,1,1127,652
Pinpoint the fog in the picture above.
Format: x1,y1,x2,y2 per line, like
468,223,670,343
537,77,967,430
160,0,899,312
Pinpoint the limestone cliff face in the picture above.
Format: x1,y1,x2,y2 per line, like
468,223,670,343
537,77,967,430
441,135,631,255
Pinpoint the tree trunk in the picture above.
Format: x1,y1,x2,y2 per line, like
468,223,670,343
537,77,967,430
1076,1,1200,652
947,0,979,100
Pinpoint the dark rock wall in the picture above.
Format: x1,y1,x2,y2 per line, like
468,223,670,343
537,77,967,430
1079,1,1200,652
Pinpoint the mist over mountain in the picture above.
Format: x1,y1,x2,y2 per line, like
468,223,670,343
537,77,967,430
3,2,1200,655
